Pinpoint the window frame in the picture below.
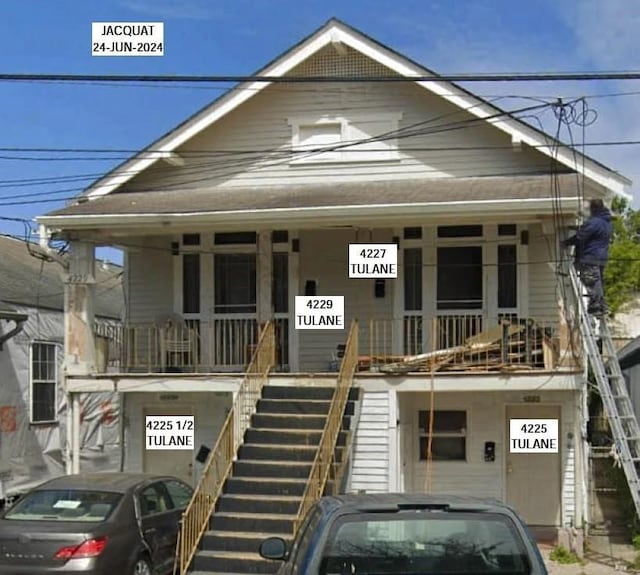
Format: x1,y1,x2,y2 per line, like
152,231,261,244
29,341,60,425
288,113,402,165
417,409,468,462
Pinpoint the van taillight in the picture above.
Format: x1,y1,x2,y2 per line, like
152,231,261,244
54,537,107,560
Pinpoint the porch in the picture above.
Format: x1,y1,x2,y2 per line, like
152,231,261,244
94,312,578,375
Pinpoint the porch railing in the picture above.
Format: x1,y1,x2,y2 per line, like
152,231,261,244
94,317,287,373
174,321,275,575
363,314,574,372
293,319,359,534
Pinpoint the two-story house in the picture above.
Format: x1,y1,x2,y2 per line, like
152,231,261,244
37,18,630,548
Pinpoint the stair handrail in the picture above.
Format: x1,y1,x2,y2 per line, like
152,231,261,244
174,321,275,575
293,319,359,534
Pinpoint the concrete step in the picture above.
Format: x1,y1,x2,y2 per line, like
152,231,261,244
202,530,291,553
262,386,361,401
252,413,351,431
245,428,322,446
210,512,296,534
245,428,347,447
225,476,307,497
256,398,331,415
192,550,279,574
216,494,301,515
237,443,317,462
233,459,312,479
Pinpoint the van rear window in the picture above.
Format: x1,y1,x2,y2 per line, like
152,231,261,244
321,512,530,574
5,490,122,522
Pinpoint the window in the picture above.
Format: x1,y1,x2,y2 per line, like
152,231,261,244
182,233,200,246
138,483,173,516
182,254,200,314
437,225,483,238
403,226,422,240
4,490,122,522
498,224,517,237
437,247,483,310
31,342,58,423
290,114,401,164
214,253,256,314
272,252,289,314
498,244,518,309
418,410,467,461
272,230,289,244
163,480,193,509
214,232,257,245
403,248,422,311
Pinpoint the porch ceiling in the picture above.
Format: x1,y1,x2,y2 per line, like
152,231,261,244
40,174,582,230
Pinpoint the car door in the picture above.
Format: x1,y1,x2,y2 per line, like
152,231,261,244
162,479,194,551
137,482,177,574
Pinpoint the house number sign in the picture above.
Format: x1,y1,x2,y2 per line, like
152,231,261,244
348,244,398,278
295,296,344,330
145,416,194,450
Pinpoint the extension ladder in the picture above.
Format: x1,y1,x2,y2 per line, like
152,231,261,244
569,266,640,517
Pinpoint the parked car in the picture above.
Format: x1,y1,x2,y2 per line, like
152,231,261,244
0,473,193,575
260,494,548,574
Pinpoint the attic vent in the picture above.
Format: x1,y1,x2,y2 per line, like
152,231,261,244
291,45,396,78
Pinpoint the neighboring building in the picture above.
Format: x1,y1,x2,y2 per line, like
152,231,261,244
610,295,640,349
619,337,640,425
37,18,631,541
0,236,123,497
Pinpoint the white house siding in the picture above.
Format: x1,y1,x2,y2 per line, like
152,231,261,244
125,46,554,192
528,223,560,323
125,236,174,324
0,305,120,496
298,229,394,371
122,391,231,482
348,390,390,493
397,389,582,527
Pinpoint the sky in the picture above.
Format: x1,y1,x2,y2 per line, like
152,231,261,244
1,0,639,253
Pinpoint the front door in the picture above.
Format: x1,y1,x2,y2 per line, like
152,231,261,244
505,404,562,526
142,406,194,483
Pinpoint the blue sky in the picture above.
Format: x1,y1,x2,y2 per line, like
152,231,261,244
1,0,639,249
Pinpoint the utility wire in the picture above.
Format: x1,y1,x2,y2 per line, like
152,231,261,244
3,72,640,82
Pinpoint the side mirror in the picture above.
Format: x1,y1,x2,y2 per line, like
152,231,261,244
259,537,287,561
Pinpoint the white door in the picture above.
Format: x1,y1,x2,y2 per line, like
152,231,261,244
143,406,194,484
505,405,561,526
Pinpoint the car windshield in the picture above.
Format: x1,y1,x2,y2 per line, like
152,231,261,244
4,489,122,522
320,512,531,575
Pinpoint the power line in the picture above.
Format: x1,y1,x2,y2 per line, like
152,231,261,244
3,72,640,83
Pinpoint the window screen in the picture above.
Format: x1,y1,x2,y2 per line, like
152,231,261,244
214,254,256,314
498,245,518,309
437,247,483,310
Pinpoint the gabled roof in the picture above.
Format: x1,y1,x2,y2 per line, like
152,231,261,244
0,236,123,319
68,18,631,204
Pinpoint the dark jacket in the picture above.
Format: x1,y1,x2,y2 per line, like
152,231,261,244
565,207,612,266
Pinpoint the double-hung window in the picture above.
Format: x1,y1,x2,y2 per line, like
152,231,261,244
418,410,467,461
30,342,58,423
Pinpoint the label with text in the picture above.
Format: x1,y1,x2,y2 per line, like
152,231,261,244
145,415,194,450
509,419,558,453
295,296,344,330
92,22,164,56
349,244,398,278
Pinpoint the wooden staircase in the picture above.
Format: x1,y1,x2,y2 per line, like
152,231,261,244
189,385,361,574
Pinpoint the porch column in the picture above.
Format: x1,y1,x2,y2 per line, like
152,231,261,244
64,241,97,376
257,231,273,324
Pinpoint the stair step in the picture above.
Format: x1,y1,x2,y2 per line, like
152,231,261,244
238,444,317,462
245,428,322,446
256,398,331,415
252,413,351,430
210,512,296,534
225,476,307,496
217,494,301,515
192,550,279,574
233,459,312,479
262,385,360,401
202,530,291,553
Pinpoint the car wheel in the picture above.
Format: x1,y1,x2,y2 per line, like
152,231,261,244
132,556,152,575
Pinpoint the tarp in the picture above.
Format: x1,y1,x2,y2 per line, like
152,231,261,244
0,304,121,497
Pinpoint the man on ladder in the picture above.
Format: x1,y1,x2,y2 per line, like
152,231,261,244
564,198,613,316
